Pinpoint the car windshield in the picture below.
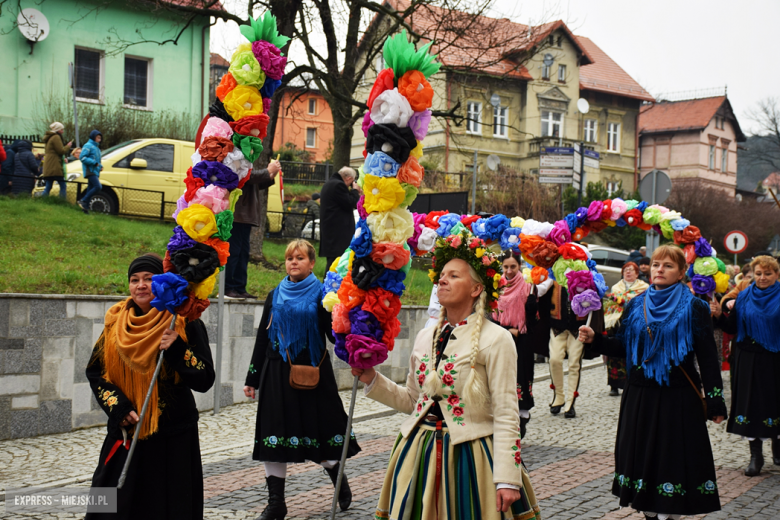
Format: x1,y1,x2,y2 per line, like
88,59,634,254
101,140,141,159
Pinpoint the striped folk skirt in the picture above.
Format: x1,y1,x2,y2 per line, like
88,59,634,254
375,419,541,520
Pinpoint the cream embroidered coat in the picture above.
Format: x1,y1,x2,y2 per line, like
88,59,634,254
365,313,523,485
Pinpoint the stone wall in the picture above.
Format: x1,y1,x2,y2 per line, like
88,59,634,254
0,294,429,440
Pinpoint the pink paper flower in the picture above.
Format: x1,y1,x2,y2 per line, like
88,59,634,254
345,334,389,369
566,270,596,298
610,198,628,220
547,220,572,246
202,117,233,140
190,184,229,214
357,194,368,220
362,111,374,138
407,212,426,250
586,200,603,221
251,40,287,80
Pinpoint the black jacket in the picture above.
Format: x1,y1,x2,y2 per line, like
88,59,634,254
1,141,19,188
319,172,360,258
12,141,39,194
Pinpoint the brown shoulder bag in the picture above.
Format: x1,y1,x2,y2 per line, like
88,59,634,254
287,348,326,390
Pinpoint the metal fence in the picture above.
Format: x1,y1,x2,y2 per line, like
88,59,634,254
280,161,333,185
267,210,320,240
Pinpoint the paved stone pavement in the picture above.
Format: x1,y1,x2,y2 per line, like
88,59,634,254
2,363,779,519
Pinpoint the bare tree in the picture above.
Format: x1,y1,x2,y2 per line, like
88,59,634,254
742,97,780,173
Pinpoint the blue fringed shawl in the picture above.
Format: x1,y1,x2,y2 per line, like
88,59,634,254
620,283,707,385
268,273,325,366
736,281,780,353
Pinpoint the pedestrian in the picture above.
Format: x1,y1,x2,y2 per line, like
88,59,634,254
85,253,215,520
712,255,780,476
637,256,651,283
578,245,727,519
0,139,6,180
0,140,18,196
319,166,362,268
224,158,281,299
602,262,649,396
351,241,541,520
78,130,104,213
733,263,753,287
11,140,39,196
42,121,73,199
243,239,360,519
302,192,320,240
626,246,646,266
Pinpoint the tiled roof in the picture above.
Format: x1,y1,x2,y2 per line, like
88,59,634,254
210,53,229,68
639,96,727,134
576,36,654,102
161,0,226,12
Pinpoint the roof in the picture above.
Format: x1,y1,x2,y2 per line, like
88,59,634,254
210,53,229,68
639,96,727,134
763,172,780,187
576,36,654,102
160,0,226,12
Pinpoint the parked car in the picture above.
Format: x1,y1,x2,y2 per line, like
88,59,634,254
586,244,630,288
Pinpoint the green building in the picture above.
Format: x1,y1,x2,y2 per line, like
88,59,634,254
1,0,212,140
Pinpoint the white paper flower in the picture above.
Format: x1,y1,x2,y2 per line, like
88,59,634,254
660,210,682,221
416,227,439,251
222,148,252,180
370,88,414,127
521,219,554,238
191,151,203,168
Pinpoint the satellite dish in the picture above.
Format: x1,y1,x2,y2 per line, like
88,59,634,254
543,53,554,67
577,98,590,114
17,9,49,42
486,154,501,171
490,93,501,108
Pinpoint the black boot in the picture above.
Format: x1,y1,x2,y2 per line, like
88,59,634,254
520,416,530,439
773,438,780,465
564,405,576,419
745,439,764,477
324,463,352,511
257,476,287,520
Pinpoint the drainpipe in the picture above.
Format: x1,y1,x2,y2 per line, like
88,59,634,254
445,73,451,172
201,22,208,119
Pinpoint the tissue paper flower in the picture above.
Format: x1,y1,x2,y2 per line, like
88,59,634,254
552,258,588,288
460,215,480,230
572,227,589,241
671,218,690,231
575,207,589,225
202,117,234,140
566,270,596,297
530,241,560,269
337,273,366,309
176,204,218,242
547,220,572,246
171,243,221,283
150,273,189,314
521,219,554,238
558,242,589,261
223,85,264,120
660,210,682,221
714,271,730,293
367,207,415,243
693,256,718,276
531,266,549,284
376,268,406,296
168,226,197,252
172,194,189,220
362,111,374,138
674,225,702,245
356,195,368,220
322,271,344,298
352,256,385,290
192,161,240,190
251,40,287,80
346,334,388,369
367,124,417,164
623,209,644,227
175,294,210,321
499,227,522,252
683,244,696,265
642,207,663,225
229,51,266,87
184,170,205,202
367,68,395,109
362,287,401,324
350,219,373,258
659,220,674,240
191,185,229,214
227,188,243,213
518,234,545,262
587,200,603,221
408,110,432,141
222,149,252,179
425,210,449,230
204,237,230,266
199,136,234,163
571,289,602,317
436,213,462,237
691,274,716,295
322,291,340,312
593,272,608,298
332,304,352,334
232,133,264,163
349,307,385,341
260,77,281,98
381,316,401,350
363,175,405,213
213,210,234,241
694,237,713,258
370,88,414,127
610,198,628,220
398,70,434,111
371,242,410,270
401,183,418,207
229,114,270,139
364,151,401,178
407,212,426,251
215,73,237,101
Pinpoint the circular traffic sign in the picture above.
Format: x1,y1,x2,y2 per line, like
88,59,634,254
724,230,748,254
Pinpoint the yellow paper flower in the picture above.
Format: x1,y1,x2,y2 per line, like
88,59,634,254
329,257,340,273
475,247,485,258
176,204,218,242
602,219,616,227
511,216,525,229
322,291,340,312
367,207,415,243
493,273,501,282
522,267,532,282
191,269,218,299
714,271,729,293
493,280,498,289
410,141,423,159
492,292,499,298
229,188,243,213
347,251,355,272
223,85,264,120
230,42,252,60
363,175,406,213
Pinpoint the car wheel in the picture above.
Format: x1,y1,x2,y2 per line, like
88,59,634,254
87,189,118,215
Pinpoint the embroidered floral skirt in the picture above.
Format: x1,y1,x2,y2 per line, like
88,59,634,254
727,342,780,439
606,356,627,389
612,381,720,515
375,419,541,520
252,352,361,463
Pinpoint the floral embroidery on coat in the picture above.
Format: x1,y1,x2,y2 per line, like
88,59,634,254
707,387,722,398
414,394,430,418
511,436,522,467
97,386,118,411
416,354,430,389
184,348,205,370
438,354,465,425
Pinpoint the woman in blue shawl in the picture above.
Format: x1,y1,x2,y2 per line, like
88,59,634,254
243,240,360,520
579,245,727,519
714,255,780,477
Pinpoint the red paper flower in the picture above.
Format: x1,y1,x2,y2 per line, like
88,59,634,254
367,68,395,109
674,225,702,245
425,210,449,229
175,294,210,321
398,70,434,111
602,200,613,217
237,170,252,190
585,220,608,233
229,114,270,139
363,287,401,324
683,243,696,264
559,243,588,261
461,215,480,230
381,316,401,351
332,304,352,334
184,168,205,202
623,209,644,227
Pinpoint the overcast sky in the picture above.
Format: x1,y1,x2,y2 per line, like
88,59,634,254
212,0,778,135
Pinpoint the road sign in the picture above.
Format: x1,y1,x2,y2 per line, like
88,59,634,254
540,155,574,168
724,231,748,254
539,176,573,184
584,149,599,159
541,147,574,155
573,151,581,173
572,172,581,183
639,169,672,205
583,156,600,169
539,169,572,176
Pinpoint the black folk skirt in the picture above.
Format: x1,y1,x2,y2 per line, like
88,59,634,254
727,342,780,439
515,333,536,411
85,425,203,520
612,379,721,516
252,349,361,462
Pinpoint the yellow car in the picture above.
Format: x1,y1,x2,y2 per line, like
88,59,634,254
34,138,284,231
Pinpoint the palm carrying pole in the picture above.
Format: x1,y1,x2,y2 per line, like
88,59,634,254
330,375,359,520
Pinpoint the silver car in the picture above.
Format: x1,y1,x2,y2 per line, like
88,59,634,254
586,245,630,289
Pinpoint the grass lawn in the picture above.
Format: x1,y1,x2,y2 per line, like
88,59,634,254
0,196,432,305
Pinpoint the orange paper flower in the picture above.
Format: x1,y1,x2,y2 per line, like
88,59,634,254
397,156,424,188
674,225,702,245
163,250,176,273
530,266,549,285
370,242,411,271
204,237,231,266
572,227,589,241
518,234,545,261
337,273,366,309
362,287,401,324
398,70,434,111
198,136,234,162
530,241,560,269
332,304,351,334
683,243,696,265
215,73,237,101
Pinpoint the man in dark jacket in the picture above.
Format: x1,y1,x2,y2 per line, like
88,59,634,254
12,141,40,196
625,246,645,266
319,167,362,267
0,140,16,196
224,159,281,299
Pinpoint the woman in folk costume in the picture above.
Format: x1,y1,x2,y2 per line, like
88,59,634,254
602,262,649,396
85,253,215,520
244,239,360,520
579,245,727,519
712,255,780,476
352,233,541,520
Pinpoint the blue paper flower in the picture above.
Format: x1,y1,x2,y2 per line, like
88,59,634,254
575,207,588,225
671,218,690,231
636,201,649,212
474,214,511,241
564,213,579,233
547,267,556,281
687,264,695,279
260,77,282,98
322,271,343,299
364,151,399,178
499,227,522,252
436,213,461,237
592,271,608,298
376,268,407,295
150,273,189,313
472,218,489,238
586,259,597,270
615,217,627,227
350,219,373,258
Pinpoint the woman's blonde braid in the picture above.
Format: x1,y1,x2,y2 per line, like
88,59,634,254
463,290,490,407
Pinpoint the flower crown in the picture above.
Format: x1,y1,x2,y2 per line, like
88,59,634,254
428,230,504,311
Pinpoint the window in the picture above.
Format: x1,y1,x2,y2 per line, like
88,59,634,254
124,57,150,107
375,52,384,72
541,110,562,137
584,119,597,143
116,144,174,171
607,123,621,152
721,147,728,172
606,181,618,197
306,128,317,148
556,36,563,47
709,145,716,169
558,65,567,82
493,106,508,138
466,102,482,134
541,64,551,80
75,48,102,101
308,98,317,115
590,249,608,265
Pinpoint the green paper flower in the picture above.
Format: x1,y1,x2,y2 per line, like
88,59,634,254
401,182,418,207
232,133,264,163
229,188,243,213
624,199,639,210
659,220,674,239
229,51,266,88
382,30,441,79
715,257,726,273
642,207,662,225
213,210,234,242
552,258,588,289
693,256,718,276
449,222,466,236
240,11,290,49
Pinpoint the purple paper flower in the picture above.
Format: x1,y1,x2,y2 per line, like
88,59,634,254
251,40,287,80
345,334,388,369
262,98,271,113
571,289,602,317
575,207,589,225
349,307,384,341
356,195,368,220
566,270,596,299
150,273,189,314
408,212,426,250
548,220,572,246
407,110,432,141
191,161,239,190
168,226,197,252
587,200,603,221
172,194,189,220
694,237,712,258
362,111,374,138
334,333,349,363
692,275,716,295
